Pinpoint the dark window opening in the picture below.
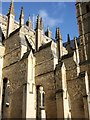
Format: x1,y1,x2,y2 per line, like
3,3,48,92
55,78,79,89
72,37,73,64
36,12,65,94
1,78,10,118
42,92,45,107
2,78,8,117
86,5,90,13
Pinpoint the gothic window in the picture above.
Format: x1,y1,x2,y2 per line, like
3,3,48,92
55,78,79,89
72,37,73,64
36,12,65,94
39,86,45,108
2,78,7,107
86,5,90,13
36,85,46,119
36,85,45,108
5,80,10,107
2,78,10,108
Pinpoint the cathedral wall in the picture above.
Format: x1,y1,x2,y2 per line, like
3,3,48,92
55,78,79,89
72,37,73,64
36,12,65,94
3,47,21,68
55,66,64,118
83,15,90,34
55,55,88,118
0,45,5,119
35,71,57,118
62,56,77,80
80,63,90,97
80,3,90,16
63,56,86,118
2,58,28,118
86,33,90,60
35,46,57,118
67,76,86,118
76,2,90,63
35,45,54,76
35,44,53,63
35,59,54,76
0,58,3,119
3,32,22,68
4,32,21,54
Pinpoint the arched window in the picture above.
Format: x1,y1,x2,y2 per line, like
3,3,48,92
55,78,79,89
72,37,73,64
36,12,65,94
36,85,45,108
5,80,10,107
36,85,46,119
39,86,45,107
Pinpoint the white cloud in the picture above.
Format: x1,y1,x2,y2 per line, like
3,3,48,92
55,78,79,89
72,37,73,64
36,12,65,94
39,9,63,29
39,10,48,18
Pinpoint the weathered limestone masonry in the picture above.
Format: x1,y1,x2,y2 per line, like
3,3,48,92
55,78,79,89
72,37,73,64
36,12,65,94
76,2,90,118
0,0,90,119
2,28,28,118
35,43,57,118
55,1,90,119
0,31,5,119
55,53,87,118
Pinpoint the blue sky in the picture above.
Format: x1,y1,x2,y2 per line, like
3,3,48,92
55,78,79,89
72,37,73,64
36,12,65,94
1,2,79,42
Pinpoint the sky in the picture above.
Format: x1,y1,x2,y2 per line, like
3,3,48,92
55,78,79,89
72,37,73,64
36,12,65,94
1,2,79,42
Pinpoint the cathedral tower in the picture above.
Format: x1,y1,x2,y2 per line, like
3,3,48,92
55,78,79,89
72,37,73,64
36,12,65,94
76,2,90,119
76,2,90,62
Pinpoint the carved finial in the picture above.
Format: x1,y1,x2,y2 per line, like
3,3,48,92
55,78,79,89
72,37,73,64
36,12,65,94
20,7,24,18
55,27,58,39
67,34,71,44
55,27,62,40
8,0,14,15
19,7,24,26
36,14,41,30
6,0,15,37
47,26,49,31
45,26,52,38
26,15,32,29
40,17,43,30
28,14,31,21
66,34,72,53
55,27,63,60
